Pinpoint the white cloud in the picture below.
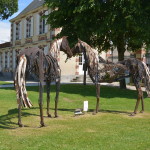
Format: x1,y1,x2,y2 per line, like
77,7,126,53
0,21,10,44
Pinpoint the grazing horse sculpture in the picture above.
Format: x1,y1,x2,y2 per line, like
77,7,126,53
71,39,150,115
14,36,73,127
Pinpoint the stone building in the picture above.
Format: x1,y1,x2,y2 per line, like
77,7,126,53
0,0,106,81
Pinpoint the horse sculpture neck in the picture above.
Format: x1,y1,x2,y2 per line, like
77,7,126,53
79,41,100,69
78,40,127,83
49,38,63,59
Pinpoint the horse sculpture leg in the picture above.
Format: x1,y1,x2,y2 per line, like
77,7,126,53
93,83,100,114
18,99,23,127
46,80,52,117
140,94,144,113
131,86,143,115
39,82,45,127
54,79,60,118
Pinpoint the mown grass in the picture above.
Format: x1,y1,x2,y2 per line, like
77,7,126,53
0,81,12,85
0,84,150,150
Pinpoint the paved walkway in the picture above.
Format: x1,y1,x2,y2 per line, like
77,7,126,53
0,80,146,91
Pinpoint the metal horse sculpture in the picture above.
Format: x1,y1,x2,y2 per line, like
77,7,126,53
14,36,72,127
71,39,150,115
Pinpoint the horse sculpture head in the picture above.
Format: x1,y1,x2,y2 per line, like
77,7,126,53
71,39,86,56
60,36,73,58
50,36,73,58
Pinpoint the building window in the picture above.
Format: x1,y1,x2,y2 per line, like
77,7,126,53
16,22,21,40
10,51,12,69
5,52,8,68
79,55,83,65
39,15,45,34
0,53,2,70
26,17,32,38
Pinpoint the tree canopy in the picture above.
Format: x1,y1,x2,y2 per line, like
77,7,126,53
45,0,150,88
0,0,18,20
45,0,150,58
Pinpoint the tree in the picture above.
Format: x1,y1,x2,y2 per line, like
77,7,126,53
0,0,18,20
45,0,150,88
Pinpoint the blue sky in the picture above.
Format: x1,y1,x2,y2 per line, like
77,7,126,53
0,0,33,43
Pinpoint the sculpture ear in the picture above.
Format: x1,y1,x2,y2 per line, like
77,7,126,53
78,38,81,42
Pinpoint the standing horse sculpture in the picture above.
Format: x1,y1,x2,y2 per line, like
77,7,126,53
71,39,150,115
14,36,73,127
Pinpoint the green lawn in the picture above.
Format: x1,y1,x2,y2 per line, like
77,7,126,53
0,81,12,85
0,84,150,150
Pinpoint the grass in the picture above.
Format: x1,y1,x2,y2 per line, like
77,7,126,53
0,84,150,150
0,81,12,85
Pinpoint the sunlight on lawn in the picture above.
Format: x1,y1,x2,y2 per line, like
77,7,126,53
0,84,150,150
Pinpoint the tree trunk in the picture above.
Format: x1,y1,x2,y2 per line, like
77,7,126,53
117,38,126,89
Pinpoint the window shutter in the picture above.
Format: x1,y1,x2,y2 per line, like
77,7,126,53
7,51,10,68
44,11,48,33
31,17,34,36
13,23,16,41
3,52,5,68
0,54,2,71
36,14,40,35
12,49,16,69
19,21,22,40
24,19,26,38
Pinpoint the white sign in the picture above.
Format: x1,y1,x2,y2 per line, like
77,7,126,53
83,101,88,111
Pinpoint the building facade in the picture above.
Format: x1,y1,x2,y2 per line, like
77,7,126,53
0,0,106,80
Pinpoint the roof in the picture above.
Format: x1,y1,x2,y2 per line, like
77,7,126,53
10,0,45,21
0,42,11,48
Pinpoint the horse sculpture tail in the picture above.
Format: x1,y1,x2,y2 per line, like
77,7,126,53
14,55,33,108
142,62,150,97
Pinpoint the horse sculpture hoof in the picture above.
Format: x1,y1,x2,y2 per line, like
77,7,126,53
140,110,144,113
130,112,136,116
18,123,24,127
40,124,46,127
47,114,52,118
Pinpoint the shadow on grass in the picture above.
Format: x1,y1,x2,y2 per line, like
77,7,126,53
58,108,131,115
0,84,144,100
0,107,39,129
0,84,146,129
0,107,132,129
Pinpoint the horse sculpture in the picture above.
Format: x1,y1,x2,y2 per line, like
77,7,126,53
14,36,72,127
71,39,150,115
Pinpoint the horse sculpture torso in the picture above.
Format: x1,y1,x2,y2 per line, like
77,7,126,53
72,40,150,115
15,36,73,127
19,48,60,82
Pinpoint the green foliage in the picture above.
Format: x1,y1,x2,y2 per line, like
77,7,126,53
45,0,150,53
0,0,18,20
0,84,150,149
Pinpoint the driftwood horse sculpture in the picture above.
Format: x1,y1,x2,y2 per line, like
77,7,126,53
14,36,72,127
71,39,150,115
